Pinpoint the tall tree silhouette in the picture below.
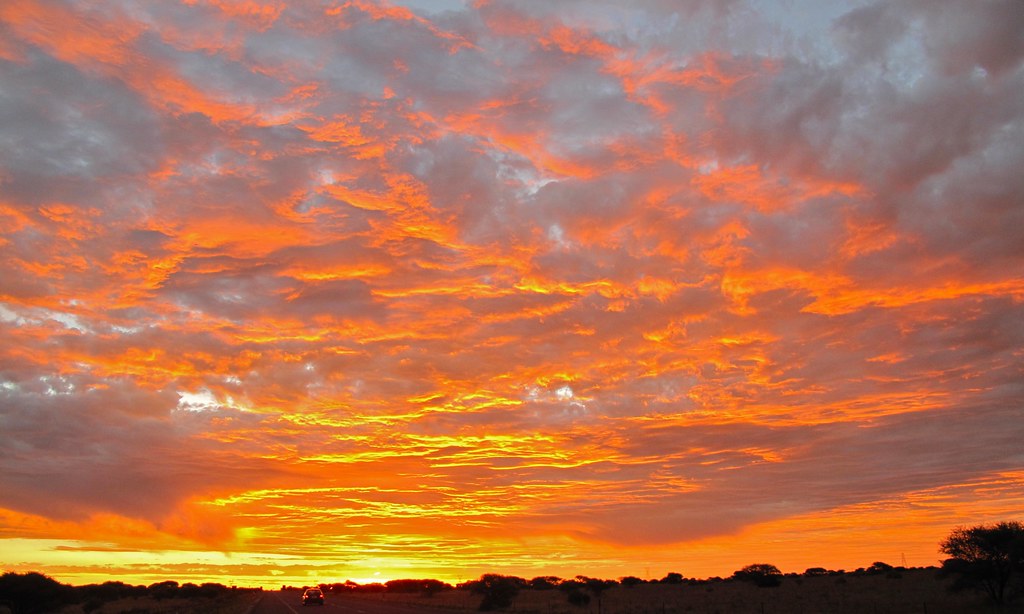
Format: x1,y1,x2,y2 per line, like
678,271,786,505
940,521,1024,604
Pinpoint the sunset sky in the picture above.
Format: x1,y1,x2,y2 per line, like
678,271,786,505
2,0,1023,589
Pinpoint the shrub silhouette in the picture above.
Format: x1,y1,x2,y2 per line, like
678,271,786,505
0,572,76,614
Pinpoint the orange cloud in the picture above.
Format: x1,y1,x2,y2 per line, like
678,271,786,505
0,0,143,66
206,0,285,31
694,164,865,212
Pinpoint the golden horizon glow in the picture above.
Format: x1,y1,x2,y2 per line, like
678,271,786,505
2,0,1023,591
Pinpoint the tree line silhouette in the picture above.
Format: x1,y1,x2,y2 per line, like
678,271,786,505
0,574,259,614
272,521,1024,610
3,521,1021,613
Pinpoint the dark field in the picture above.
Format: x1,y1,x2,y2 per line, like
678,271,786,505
357,569,1022,614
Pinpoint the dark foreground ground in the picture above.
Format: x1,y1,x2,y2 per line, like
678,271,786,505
331,569,1023,614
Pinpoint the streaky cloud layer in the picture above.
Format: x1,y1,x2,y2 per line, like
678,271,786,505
1,0,1023,585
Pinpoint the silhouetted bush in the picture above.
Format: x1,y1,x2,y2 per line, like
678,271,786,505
732,564,783,587
0,572,76,614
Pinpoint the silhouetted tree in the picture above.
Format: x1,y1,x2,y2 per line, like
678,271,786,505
940,521,1024,604
732,564,783,587
178,582,201,598
200,582,231,598
619,576,644,587
659,572,684,584
147,580,179,600
464,574,524,611
528,576,561,590
866,561,893,574
557,578,581,591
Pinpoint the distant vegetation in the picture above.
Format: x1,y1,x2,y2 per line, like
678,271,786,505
0,573,258,614
4,522,1021,613
296,562,1018,613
